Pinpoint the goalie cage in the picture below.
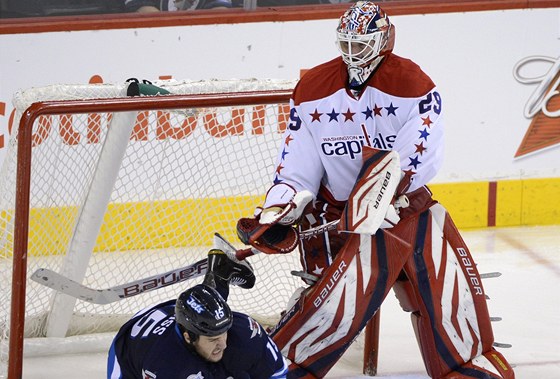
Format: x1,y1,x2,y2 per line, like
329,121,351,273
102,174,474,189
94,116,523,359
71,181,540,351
0,78,380,378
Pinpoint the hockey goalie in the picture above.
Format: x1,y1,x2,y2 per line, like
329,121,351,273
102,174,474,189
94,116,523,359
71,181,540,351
236,2,515,378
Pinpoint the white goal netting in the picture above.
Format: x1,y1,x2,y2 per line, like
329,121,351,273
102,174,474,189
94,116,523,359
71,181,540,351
0,78,302,377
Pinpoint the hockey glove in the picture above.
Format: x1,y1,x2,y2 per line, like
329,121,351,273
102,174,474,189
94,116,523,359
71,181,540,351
237,184,313,255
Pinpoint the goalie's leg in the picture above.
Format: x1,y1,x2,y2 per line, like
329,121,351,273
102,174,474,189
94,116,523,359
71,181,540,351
392,203,514,379
270,230,413,378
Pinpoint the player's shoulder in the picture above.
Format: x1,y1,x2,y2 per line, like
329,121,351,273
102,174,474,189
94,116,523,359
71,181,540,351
292,57,347,105
230,312,266,340
369,53,436,97
118,299,176,335
135,299,176,318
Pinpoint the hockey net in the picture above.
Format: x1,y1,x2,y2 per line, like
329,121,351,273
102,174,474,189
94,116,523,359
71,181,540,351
0,78,378,378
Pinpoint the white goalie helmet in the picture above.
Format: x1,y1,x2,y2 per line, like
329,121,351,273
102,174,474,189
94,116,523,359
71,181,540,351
336,1,395,88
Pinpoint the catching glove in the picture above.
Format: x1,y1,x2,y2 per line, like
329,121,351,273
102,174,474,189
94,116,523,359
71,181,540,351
237,184,313,255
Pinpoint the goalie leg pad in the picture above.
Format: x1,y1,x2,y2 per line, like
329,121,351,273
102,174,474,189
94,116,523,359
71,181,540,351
270,230,413,378
395,204,514,378
442,349,515,379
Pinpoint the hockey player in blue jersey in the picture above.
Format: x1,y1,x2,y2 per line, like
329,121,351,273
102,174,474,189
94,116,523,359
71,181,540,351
107,249,288,379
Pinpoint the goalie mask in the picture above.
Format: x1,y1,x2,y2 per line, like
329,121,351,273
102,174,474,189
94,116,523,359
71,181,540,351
175,284,233,339
336,1,395,88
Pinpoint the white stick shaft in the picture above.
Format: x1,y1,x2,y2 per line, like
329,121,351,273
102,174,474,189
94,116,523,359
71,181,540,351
31,226,336,305
31,258,209,305
299,220,340,239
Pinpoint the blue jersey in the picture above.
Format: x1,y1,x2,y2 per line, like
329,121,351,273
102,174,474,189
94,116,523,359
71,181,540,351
108,300,288,379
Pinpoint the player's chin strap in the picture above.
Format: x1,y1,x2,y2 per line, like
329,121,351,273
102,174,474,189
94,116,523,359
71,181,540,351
237,185,313,255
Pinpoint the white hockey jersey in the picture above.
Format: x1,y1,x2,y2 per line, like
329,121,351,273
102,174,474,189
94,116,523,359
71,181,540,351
265,53,444,206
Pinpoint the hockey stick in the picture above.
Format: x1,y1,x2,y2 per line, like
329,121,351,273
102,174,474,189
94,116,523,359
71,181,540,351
299,219,339,239
30,222,340,305
30,258,210,305
31,233,258,305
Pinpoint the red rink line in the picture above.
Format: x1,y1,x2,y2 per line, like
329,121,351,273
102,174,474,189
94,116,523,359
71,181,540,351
487,181,497,227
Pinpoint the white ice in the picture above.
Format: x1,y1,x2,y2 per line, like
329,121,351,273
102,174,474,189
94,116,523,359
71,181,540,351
22,225,560,378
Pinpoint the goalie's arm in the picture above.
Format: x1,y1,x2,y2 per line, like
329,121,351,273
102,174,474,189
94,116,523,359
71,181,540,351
391,87,444,192
267,100,325,205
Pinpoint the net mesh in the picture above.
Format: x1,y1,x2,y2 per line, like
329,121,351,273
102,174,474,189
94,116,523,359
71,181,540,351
0,78,302,377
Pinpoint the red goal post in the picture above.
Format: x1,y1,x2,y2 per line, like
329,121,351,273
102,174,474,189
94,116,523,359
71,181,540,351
0,79,380,378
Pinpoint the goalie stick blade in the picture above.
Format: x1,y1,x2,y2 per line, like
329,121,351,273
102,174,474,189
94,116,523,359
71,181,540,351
31,258,208,305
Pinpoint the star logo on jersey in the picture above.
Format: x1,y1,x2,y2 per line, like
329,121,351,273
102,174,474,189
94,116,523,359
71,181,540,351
275,133,295,183
408,155,421,170
284,134,294,146
421,115,433,127
327,109,340,122
513,55,560,158
404,168,415,178
362,106,374,119
385,102,398,116
415,142,427,155
373,104,383,116
310,109,322,122
418,128,430,141
342,108,355,122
